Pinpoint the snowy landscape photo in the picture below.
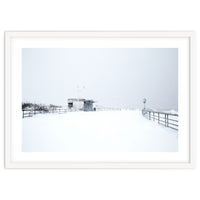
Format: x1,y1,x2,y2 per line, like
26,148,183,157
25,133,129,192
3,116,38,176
22,48,178,152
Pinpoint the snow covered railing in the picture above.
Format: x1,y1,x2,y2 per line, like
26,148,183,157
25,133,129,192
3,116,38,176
22,109,49,118
48,108,68,114
22,110,34,118
22,108,68,118
142,109,178,131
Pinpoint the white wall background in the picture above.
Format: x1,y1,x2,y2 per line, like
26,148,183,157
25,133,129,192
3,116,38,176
0,0,199,200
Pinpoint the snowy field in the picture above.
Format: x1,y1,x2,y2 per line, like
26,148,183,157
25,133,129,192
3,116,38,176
22,110,178,152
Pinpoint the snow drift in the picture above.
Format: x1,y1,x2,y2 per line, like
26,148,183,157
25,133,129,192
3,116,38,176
22,110,178,152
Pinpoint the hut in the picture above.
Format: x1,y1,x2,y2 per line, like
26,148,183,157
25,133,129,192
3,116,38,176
83,100,95,111
68,98,95,111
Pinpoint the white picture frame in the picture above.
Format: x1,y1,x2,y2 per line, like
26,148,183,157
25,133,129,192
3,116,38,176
4,31,196,169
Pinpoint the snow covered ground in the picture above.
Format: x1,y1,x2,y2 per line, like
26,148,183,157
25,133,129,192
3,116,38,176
22,110,178,152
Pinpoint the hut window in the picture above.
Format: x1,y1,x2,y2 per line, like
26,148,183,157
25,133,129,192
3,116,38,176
68,102,73,108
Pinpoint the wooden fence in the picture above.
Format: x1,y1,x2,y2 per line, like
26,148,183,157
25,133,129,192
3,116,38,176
142,109,178,131
22,108,68,118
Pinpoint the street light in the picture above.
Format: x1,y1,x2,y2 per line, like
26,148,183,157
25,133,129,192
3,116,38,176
143,98,146,110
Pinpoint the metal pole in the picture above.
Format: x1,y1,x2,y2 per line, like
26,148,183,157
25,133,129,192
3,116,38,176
143,98,146,111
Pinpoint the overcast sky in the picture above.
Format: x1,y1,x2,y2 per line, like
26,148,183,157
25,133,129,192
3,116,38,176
22,48,178,110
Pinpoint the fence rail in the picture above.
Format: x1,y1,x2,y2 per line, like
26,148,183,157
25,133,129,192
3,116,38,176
22,108,68,118
142,109,178,131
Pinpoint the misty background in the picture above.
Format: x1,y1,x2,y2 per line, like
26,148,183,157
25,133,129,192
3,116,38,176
22,48,178,110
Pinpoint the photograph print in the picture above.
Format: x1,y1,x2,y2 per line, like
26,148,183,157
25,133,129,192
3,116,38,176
22,48,178,152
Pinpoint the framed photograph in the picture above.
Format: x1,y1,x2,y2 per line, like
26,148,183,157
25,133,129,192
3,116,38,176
4,31,196,168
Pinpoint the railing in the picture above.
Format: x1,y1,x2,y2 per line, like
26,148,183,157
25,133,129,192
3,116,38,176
22,110,34,118
49,108,68,114
142,109,178,131
22,108,68,118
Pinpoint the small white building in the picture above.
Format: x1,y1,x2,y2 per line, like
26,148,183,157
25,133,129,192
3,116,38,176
68,98,95,111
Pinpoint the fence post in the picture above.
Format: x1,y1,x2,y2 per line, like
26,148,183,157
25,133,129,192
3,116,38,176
166,114,169,127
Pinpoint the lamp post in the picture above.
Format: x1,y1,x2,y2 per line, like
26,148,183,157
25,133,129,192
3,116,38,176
143,98,146,110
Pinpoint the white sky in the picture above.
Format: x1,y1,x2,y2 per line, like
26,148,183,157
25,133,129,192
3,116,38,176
22,48,178,110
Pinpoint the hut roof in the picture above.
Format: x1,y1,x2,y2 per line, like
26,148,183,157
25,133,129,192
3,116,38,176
68,98,95,103
68,98,85,102
84,100,95,103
